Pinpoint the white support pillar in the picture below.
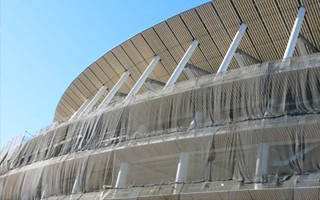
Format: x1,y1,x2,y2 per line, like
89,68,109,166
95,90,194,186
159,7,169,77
97,71,131,110
297,38,308,56
125,55,160,101
174,152,189,194
283,7,306,60
41,184,48,199
184,67,196,80
175,152,189,183
234,52,246,68
78,85,107,117
189,111,204,129
69,99,90,122
71,174,81,194
217,23,247,73
115,162,129,188
255,143,269,189
165,39,199,88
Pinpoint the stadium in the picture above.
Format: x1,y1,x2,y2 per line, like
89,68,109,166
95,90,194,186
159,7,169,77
1,0,320,199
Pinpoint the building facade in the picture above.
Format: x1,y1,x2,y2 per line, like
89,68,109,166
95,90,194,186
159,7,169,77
1,0,320,199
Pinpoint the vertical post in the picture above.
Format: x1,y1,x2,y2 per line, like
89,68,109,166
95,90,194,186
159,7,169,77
125,55,160,101
255,143,269,189
283,7,306,59
41,184,48,199
69,99,90,121
194,112,204,126
71,174,81,194
97,71,131,109
78,86,107,117
189,111,204,129
115,162,129,188
217,23,247,73
165,39,199,88
186,63,211,75
174,152,189,194
175,152,189,183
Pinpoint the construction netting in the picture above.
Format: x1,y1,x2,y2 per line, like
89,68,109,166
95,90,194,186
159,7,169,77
0,54,320,199
0,134,25,166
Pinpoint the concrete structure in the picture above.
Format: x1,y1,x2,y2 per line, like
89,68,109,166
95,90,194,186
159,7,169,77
1,1,320,199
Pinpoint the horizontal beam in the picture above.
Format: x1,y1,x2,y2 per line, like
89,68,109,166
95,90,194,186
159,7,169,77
236,49,261,64
115,92,127,98
185,63,211,75
145,78,165,86
145,81,154,91
271,144,319,167
299,34,319,53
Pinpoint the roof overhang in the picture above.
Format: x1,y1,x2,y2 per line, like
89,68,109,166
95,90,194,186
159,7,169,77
54,0,320,122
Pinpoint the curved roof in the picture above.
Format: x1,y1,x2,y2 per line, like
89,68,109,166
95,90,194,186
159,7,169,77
54,0,320,122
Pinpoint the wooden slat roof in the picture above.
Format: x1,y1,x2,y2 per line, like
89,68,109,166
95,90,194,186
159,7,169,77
54,0,320,122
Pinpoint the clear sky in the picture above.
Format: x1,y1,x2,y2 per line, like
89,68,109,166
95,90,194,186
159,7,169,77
1,0,209,147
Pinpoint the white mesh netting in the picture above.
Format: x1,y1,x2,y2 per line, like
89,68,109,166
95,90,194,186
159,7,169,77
1,54,320,199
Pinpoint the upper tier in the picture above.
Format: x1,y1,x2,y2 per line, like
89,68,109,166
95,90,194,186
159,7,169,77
9,54,320,171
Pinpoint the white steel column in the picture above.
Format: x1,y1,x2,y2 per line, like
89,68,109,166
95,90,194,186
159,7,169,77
189,111,204,129
78,85,107,117
69,99,90,121
174,152,189,194
97,71,131,109
255,143,269,189
297,38,308,56
217,23,247,73
41,184,48,199
283,7,306,59
71,174,81,194
175,152,189,183
165,39,199,88
125,55,160,101
115,162,129,188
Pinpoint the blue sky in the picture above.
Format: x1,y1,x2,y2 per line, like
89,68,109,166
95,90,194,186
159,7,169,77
1,0,209,147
